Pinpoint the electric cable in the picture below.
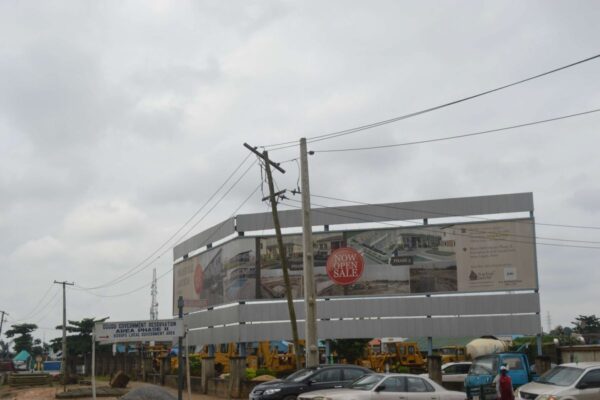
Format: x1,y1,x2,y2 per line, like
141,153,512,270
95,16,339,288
77,183,263,298
310,108,600,153
281,198,600,250
76,153,254,291
261,52,600,150
8,283,54,323
310,193,600,233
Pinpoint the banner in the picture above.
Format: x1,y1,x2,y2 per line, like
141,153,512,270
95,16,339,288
173,219,537,313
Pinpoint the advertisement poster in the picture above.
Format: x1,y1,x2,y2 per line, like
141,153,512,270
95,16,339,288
173,238,256,314
173,219,537,313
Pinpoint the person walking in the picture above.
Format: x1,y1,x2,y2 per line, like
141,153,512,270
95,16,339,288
497,365,514,400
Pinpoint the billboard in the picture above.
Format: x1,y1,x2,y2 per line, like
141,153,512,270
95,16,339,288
173,219,537,314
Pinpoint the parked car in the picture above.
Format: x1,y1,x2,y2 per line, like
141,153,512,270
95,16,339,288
297,373,466,400
515,362,600,400
249,364,372,400
420,361,472,390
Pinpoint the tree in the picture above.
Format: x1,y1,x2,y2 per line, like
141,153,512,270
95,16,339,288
572,315,600,334
31,339,51,357
572,315,600,344
53,317,109,356
4,323,37,354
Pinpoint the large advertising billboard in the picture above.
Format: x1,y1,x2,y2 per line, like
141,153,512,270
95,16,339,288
173,219,537,314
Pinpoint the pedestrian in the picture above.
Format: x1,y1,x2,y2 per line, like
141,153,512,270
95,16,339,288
496,365,514,400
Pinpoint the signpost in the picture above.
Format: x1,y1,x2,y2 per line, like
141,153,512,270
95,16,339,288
95,319,183,344
92,318,184,400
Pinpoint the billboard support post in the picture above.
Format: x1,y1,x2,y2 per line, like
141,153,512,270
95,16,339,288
91,333,96,400
178,296,184,400
300,138,318,368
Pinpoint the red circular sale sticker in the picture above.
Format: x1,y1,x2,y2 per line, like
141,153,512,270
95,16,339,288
326,247,364,285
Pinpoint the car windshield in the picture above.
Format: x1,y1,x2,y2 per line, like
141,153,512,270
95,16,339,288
469,357,497,375
537,366,584,386
284,368,317,382
350,374,384,390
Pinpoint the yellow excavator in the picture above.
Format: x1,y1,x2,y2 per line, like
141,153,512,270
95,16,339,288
360,338,426,373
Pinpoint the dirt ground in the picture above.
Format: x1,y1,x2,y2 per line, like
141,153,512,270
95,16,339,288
0,381,223,400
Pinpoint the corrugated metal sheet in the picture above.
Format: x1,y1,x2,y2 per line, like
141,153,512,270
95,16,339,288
184,292,541,345
235,193,534,232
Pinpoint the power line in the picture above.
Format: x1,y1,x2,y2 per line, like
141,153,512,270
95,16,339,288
281,198,600,250
77,153,254,291
310,193,600,232
8,284,54,323
10,287,60,324
311,108,600,153
76,183,263,299
262,52,600,150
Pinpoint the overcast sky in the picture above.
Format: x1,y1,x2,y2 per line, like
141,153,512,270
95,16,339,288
1,1,599,345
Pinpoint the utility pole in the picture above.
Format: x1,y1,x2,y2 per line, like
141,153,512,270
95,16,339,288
54,280,74,391
244,143,301,370
0,310,8,338
177,296,184,400
300,138,318,367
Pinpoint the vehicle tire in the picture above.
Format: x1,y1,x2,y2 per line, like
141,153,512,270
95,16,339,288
282,396,297,400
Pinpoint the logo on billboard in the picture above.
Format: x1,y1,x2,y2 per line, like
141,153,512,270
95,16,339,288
390,255,413,266
326,247,364,285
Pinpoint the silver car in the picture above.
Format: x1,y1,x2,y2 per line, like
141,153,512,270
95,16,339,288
515,362,600,400
298,373,466,400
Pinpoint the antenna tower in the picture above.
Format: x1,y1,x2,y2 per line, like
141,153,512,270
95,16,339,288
150,268,158,320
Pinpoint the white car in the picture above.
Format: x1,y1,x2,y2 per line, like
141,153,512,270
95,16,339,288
515,362,600,400
298,373,466,400
420,362,472,385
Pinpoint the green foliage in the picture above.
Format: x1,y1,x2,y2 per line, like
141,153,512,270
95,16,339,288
245,368,257,379
572,315,600,334
255,367,276,377
330,339,370,364
388,364,410,373
53,317,109,356
189,355,202,376
5,323,38,354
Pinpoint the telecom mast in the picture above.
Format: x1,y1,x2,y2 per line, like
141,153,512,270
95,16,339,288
150,268,158,320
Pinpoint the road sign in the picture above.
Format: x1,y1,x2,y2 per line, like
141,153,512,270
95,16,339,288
94,318,183,344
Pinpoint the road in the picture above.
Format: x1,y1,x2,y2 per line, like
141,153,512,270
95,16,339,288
0,381,226,400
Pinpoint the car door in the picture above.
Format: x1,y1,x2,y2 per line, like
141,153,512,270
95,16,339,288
405,376,439,400
373,376,407,400
307,367,344,392
573,368,600,400
342,367,369,387
500,355,528,386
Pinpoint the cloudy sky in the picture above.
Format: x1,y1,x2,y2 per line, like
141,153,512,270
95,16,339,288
1,1,599,345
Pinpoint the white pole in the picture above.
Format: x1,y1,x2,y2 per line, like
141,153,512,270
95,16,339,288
185,332,192,400
92,333,96,400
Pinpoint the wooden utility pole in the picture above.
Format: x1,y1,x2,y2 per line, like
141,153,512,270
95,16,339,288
54,280,74,391
243,143,301,370
300,137,318,367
